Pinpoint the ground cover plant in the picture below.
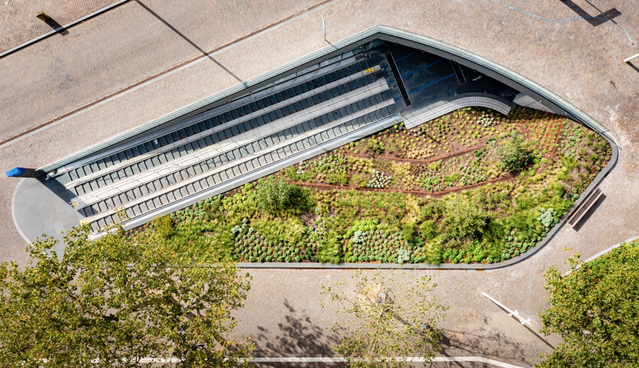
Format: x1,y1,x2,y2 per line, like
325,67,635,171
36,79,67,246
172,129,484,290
151,106,611,264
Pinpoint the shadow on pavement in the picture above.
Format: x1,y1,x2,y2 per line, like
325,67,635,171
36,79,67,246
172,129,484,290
46,20,69,35
522,324,555,350
252,299,343,368
560,0,621,27
627,62,639,74
134,0,242,83
439,327,532,367
573,193,607,232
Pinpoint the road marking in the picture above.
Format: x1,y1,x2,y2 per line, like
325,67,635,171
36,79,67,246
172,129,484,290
135,356,527,367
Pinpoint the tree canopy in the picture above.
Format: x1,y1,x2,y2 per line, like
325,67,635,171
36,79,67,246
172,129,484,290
539,241,639,367
322,270,447,367
0,224,253,368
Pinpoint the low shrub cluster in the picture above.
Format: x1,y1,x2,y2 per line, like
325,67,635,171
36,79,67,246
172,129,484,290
343,229,426,263
231,221,319,262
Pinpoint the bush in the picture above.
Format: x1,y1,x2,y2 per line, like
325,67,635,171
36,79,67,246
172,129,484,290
345,218,379,239
427,242,443,264
367,170,392,189
490,132,530,173
537,208,556,228
367,138,385,154
316,231,341,264
402,223,415,242
255,177,313,215
252,217,306,245
327,171,349,186
419,220,438,240
153,215,174,237
350,174,368,187
420,199,445,220
441,194,490,240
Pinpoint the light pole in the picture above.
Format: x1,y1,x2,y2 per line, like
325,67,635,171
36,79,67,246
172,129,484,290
322,19,326,42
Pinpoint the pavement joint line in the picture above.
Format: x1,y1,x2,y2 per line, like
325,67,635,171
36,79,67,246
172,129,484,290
0,0,132,59
10,179,31,244
0,0,340,150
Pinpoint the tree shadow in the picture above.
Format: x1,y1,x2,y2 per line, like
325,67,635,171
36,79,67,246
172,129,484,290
134,0,242,83
252,300,343,368
438,325,533,367
438,298,556,366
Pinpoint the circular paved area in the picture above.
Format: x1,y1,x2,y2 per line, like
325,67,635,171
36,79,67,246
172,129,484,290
1,0,638,365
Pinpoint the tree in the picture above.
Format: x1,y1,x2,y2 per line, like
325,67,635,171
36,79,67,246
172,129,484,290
489,132,530,173
322,270,447,367
0,224,253,368
538,241,639,367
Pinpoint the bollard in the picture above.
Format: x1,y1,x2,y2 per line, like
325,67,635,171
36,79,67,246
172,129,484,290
35,12,51,22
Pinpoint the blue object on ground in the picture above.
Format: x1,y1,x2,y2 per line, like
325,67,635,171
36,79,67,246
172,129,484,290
6,167,26,177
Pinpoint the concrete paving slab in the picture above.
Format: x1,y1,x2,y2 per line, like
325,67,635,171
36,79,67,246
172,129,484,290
0,0,120,53
1,0,638,365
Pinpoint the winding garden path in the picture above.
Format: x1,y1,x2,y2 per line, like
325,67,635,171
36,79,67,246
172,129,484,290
1,0,638,366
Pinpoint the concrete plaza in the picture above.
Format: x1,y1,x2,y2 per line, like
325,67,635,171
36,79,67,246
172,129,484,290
1,0,638,365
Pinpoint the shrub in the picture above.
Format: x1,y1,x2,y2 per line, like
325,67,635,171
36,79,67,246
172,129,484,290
255,177,313,215
316,231,341,264
444,172,461,185
396,248,411,264
350,174,368,187
252,217,306,245
153,215,174,237
327,171,349,186
441,194,490,240
402,223,415,242
419,220,438,240
367,138,386,154
345,218,379,239
490,132,531,173
420,199,445,220
537,208,556,228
